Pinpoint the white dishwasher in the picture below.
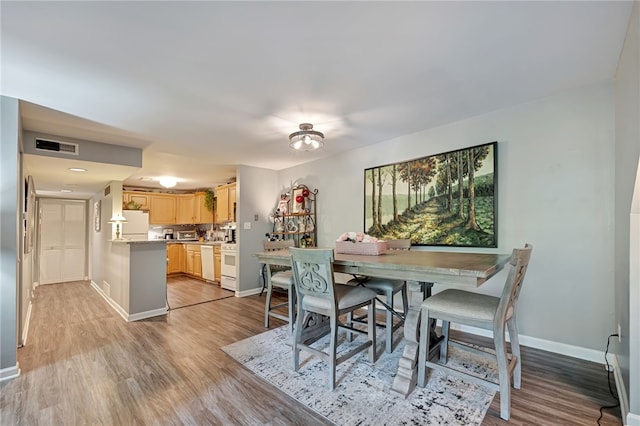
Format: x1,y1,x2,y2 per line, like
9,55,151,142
200,245,215,283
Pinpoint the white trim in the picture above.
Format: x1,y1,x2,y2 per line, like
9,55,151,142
21,301,33,346
90,280,168,322
0,364,20,382
628,412,640,426
611,355,630,425
127,307,168,322
237,287,261,298
450,324,609,364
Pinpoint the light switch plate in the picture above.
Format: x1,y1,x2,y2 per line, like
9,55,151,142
244,222,252,230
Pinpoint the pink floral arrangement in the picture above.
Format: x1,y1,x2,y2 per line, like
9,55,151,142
336,231,379,243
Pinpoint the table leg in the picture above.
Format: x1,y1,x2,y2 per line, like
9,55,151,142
391,281,438,397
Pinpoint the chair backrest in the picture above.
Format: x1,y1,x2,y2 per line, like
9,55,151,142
496,243,533,327
289,248,337,310
385,238,411,251
264,239,295,251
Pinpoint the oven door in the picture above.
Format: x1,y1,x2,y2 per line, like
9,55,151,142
221,250,237,278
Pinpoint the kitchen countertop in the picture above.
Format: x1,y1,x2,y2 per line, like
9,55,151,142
165,240,225,245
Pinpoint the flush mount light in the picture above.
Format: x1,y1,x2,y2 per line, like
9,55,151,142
60,189,73,193
289,123,324,151
68,167,87,172
159,177,177,188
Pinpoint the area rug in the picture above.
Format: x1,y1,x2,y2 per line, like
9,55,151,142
221,326,497,425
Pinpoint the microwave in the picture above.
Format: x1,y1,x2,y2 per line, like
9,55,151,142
176,230,198,241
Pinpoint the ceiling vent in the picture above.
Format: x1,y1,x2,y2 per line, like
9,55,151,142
35,138,79,155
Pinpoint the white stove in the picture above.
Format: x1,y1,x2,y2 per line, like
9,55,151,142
220,243,237,291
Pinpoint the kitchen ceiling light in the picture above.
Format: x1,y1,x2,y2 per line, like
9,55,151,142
159,177,177,188
289,123,324,151
68,167,87,172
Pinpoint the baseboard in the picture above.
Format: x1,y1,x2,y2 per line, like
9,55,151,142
21,301,33,346
610,355,630,425
0,364,20,382
90,280,129,322
90,280,168,322
127,307,168,322
628,412,640,426
237,287,260,298
450,324,608,364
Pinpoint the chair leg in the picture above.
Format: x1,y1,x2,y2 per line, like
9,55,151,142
494,326,511,421
293,308,305,372
385,290,394,353
439,320,450,363
368,299,377,363
401,283,408,316
287,285,296,335
417,307,432,388
329,313,339,390
264,276,274,328
507,317,521,389
346,311,353,342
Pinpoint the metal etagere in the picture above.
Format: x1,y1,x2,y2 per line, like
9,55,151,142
269,184,317,247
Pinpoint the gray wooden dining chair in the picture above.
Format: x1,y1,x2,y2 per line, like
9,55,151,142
417,243,532,421
263,239,296,331
289,247,378,390
348,238,411,353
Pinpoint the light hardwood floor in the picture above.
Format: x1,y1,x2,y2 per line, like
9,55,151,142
1,279,622,425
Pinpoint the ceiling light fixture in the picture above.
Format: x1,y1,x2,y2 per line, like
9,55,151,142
60,189,73,193
159,177,177,188
289,123,324,151
68,167,87,172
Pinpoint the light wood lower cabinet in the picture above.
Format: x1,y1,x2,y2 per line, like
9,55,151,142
214,245,221,282
185,244,202,278
167,243,183,274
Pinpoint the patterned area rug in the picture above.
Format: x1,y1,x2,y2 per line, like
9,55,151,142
222,326,497,425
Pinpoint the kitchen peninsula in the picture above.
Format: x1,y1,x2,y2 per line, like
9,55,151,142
102,239,168,321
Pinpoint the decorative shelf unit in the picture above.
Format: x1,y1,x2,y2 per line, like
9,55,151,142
270,184,317,247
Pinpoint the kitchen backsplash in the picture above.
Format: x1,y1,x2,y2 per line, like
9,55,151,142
148,223,222,241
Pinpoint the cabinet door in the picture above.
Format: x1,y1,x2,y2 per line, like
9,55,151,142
176,194,195,224
214,251,221,282
228,185,236,221
216,186,229,223
149,194,176,224
124,192,150,210
167,244,180,274
194,192,214,224
186,249,195,275
194,251,202,277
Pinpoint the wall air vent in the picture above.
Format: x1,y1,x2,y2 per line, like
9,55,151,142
35,138,79,155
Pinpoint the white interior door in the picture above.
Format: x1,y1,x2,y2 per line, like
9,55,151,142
39,199,86,284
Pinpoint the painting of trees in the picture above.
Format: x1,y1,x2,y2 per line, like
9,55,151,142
364,141,496,247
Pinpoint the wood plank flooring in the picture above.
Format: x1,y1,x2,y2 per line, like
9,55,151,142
1,279,622,425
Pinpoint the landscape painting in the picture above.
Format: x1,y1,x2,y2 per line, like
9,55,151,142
364,141,497,247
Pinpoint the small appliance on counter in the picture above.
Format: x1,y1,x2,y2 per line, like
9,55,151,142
221,222,236,243
176,230,198,241
163,228,174,239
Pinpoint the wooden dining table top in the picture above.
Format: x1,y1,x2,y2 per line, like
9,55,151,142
255,248,510,288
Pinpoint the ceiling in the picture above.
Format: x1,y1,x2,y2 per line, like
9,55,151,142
1,1,633,199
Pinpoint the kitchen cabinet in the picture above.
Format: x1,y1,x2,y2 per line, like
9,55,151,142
123,191,150,210
185,244,202,278
195,192,214,224
214,245,221,282
215,183,236,223
149,194,176,224
176,194,196,224
167,243,183,274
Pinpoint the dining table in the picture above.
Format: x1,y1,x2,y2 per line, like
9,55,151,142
255,247,510,397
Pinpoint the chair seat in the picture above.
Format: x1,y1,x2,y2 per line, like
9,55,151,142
423,289,503,327
271,270,294,288
349,277,405,292
302,284,376,312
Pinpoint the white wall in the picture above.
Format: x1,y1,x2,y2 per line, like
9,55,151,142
615,1,640,422
278,83,615,353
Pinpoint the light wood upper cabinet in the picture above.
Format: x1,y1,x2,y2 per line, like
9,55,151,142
123,192,150,210
149,194,176,224
176,194,196,224
195,192,214,224
215,183,236,223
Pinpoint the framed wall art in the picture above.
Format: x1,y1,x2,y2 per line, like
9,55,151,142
364,141,497,247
